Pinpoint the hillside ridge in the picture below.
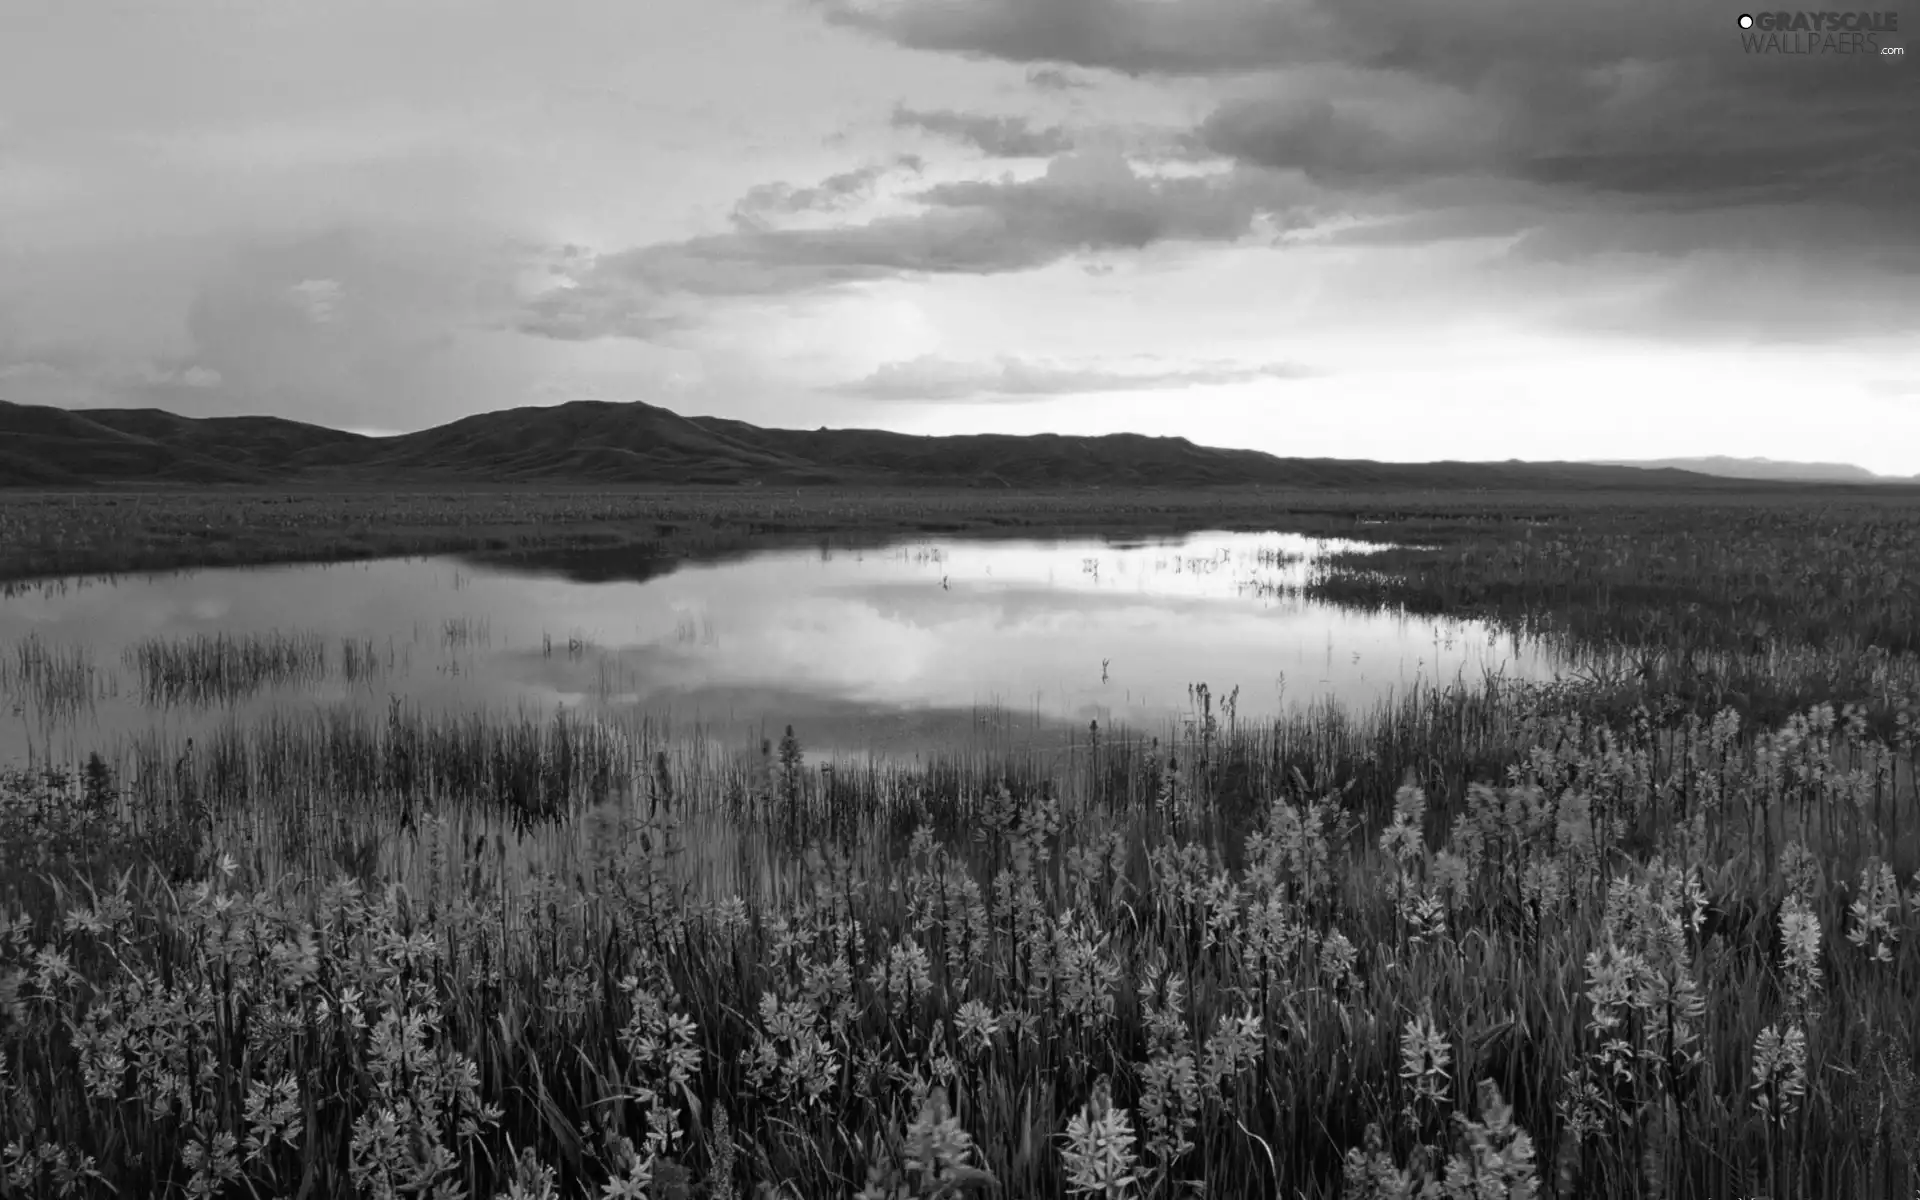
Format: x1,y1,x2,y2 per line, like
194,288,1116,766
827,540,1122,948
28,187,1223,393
0,397,1895,490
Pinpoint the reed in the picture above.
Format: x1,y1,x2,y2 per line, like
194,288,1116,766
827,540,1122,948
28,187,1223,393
123,629,332,706
0,634,106,720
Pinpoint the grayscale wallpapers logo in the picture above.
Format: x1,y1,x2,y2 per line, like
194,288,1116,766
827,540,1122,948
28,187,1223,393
1737,10,1905,55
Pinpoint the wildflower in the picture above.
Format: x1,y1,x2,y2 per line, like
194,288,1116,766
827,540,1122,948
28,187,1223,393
903,1087,996,1195
745,991,841,1108
1778,842,1821,903
953,1000,1000,1059
242,1073,304,1162
180,1126,241,1199
1137,1050,1199,1175
713,895,750,937
1379,779,1427,865
1319,929,1358,991
1430,851,1472,910
1846,859,1901,964
1342,1122,1418,1200
1750,1024,1808,1124
495,1142,561,1200
1778,896,1823,1018
857,1086,996,1200
597,1135,655,1200
868,938,935,1019
1200,1007,1264,1091
1438,1080,1541,1199
1061,1076,1142,1198
1400,1011,1453,1114
1401,884,1450,947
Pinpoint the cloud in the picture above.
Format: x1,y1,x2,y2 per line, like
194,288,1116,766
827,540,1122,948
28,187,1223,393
892,106,1076,157
1317,202,1541,247
1194,82,1507,185
729,156,926,229
829,353,1315,400
141,223,556,428
814,0,1341,76
513,280,699,342
1026,66,1091,91
517,151,1316,339
819,0,1918,222
288,278,343,324
0,352,224,403
1553,248,1920,345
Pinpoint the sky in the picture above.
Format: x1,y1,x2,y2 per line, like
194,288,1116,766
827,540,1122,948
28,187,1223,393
2,0,1917,471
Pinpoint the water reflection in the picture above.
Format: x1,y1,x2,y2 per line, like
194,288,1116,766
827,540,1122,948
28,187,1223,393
1,532,1563,762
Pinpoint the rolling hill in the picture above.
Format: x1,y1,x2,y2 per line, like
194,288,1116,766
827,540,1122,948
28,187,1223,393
1586,456,1918,484
0,396,1895,490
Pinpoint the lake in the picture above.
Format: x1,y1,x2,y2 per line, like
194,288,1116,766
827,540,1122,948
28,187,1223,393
0,531,1563,764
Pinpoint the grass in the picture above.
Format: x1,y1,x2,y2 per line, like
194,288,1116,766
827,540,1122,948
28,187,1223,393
5,487,1920,1196
1294,503,1920,729
0,485,1909,587
125,631,333,707
7,487,1920,723
1,672,1918,1199
0,635,109,721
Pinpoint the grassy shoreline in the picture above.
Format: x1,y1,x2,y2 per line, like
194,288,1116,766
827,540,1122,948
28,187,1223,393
9,485,1920,728
6,484,1918,585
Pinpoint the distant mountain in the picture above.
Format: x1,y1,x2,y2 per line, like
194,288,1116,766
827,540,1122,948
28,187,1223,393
0,396,1893,490
1589,456,1918,484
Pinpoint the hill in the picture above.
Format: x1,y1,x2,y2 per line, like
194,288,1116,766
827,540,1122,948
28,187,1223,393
1587,456,1917,484
0,396,1878,491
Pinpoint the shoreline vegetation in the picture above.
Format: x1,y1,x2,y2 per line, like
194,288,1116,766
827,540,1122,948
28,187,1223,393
3,486,1920,1196
5,485,1918,726
2,675,1918,1198
1,485,1916,586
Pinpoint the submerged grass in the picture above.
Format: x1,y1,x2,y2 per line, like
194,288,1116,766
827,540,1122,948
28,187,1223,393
2,675,1919,1199
0,635,108,721
125,630,333,706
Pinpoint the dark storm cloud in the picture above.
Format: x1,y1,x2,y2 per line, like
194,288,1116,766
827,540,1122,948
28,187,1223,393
819,0,1918,221
892,106,1076,157
814,0,1343,76
1196,93,1501,186
517,152,1315,339
830,354,1314,401
1487,202,1920,342
1498,203,1920,267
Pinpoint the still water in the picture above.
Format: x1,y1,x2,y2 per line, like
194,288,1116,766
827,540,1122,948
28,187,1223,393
1,532,1564,762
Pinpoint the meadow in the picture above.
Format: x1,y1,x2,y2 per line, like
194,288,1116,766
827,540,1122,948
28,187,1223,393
2,488,1919,1198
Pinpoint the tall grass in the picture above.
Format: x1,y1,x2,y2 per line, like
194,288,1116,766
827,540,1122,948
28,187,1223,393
3,676,1918,1198
0,634,107,720
124,630,331,706
1299,505,1920,726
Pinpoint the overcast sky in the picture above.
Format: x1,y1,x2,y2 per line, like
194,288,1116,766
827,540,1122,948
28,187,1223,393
2,0,1916,469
